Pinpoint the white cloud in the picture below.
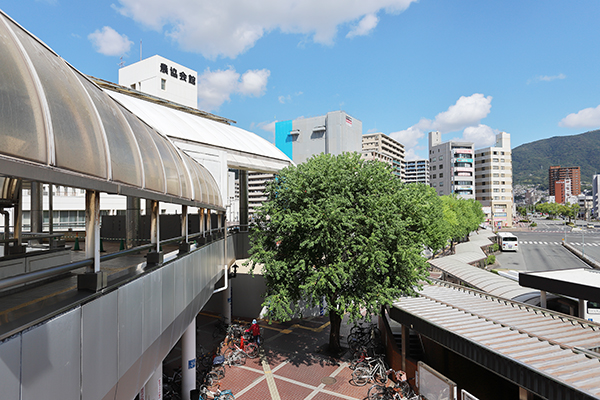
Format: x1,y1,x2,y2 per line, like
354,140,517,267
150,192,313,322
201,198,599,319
197,67,271,111
389,93,496,158
528,73,566,84
279,95,291,104
88,26,133,56
114,0,417,59
238,69,270,97
559,104,600,128
430,93,492,133
346,14,379,38
461,124,497,148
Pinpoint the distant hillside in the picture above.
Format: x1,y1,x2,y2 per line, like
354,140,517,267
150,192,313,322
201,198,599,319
512,129,600,189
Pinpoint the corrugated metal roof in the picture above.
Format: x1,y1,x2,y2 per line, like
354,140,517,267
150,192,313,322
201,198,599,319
392,283,600,399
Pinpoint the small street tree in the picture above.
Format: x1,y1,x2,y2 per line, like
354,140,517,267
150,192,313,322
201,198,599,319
246,153,446,353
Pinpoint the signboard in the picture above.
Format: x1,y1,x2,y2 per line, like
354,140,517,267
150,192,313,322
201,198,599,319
159,62,196,85
455,158,473,163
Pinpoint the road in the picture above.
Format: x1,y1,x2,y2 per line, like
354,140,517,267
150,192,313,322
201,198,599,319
496,217,600,272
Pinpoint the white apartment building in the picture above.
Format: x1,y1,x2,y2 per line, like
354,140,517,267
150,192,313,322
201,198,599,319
474,132,513,228
405,160,430,185
248,172,274,218
593,175,600,218
361,133,406,180
118,55,198,109
428,131,475,199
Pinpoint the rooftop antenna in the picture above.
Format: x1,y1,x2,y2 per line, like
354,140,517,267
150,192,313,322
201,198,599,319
118,56,124,69
140,40,142,61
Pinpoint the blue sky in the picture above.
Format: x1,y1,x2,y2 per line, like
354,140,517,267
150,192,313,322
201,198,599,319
2,0,600,160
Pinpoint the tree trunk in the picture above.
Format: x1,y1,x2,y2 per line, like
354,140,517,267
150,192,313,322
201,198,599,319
328,310,342,354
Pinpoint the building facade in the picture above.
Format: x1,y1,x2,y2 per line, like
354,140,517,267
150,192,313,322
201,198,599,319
405,160,430,185
247,172,274,218
275,111,362,164
593,175,600,218
361,132,406,179
549,166,581,197
474,132,513,228
428,131,475,199
118,55,198,108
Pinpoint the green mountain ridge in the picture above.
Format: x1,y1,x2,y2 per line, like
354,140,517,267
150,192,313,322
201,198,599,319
512,129,600,188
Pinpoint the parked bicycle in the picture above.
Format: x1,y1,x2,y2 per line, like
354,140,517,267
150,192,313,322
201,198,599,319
368,370,419,400
351,356,388,386
199,384,235,400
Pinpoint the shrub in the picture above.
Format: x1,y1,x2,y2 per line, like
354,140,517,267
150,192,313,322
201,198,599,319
486,255,496,265
491,243,499,252
530,222,537,227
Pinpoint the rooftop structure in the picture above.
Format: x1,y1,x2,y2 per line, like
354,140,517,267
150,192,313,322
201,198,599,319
275,111,362,164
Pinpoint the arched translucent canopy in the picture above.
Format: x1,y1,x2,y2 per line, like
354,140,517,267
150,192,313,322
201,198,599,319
0,11,223,210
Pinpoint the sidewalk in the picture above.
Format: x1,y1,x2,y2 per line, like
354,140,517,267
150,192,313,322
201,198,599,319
195,313,371,400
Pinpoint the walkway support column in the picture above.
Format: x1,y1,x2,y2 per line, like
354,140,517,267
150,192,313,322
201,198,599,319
147,200,163,266
239,170,248,232
180,205,190,254
198,207,205,244
126,196,140,249
182,319,196,400
207,209,212,241
401,324,408,372
78,190,106,291
143,362,163,400
30,181,43,244
540,291,547,309
9,181,25,254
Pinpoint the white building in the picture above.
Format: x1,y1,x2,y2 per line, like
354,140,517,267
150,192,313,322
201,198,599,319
361,132,405,180
428,131,475,199
405,160,430,185
474,132,513,228
118,55,198,109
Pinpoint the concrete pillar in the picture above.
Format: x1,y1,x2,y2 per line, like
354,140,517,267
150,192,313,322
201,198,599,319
239,170,248,232
207,209,212,239
180,205,190,254
48,184,53,234
143,362,163,400
126,196,140,249
30,181,43,245
77,190,106,291
182,319,196,400
401,324,408,372
217,209,222,238
579,299,586,319
519,387,534,400
147,200,163,266
198,207,205,237
85,190,101,273
14,184,22,246
540,291,547,309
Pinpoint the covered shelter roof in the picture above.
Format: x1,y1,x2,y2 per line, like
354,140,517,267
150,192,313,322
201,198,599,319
391,282,600,400
520,268,600,302
102,84,292,174
0,10,227,210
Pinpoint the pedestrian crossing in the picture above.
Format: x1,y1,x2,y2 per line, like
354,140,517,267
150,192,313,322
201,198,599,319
519,240,600,246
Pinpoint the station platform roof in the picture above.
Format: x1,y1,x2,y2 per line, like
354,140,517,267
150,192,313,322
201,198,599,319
391,282,600,400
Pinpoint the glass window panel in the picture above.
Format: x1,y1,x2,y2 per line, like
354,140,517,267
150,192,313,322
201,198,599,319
76,74,143,186
60,211,69,223
117,105,164,193
0,16,47,162
10,18,107,178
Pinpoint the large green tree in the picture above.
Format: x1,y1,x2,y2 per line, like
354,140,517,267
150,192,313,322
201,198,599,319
246,153,446,352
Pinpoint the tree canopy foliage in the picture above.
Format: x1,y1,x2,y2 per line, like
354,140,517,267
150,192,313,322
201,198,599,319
247,152,484,352
536,202,580,222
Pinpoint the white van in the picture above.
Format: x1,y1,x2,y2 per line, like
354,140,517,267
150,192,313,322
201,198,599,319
497,232,518,252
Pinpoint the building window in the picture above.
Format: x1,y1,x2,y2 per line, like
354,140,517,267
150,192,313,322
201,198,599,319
439,155,443,161
161,79,166,90
440,182,444,186
439,164,443,170
433,174,437,179
439,173,443,178
432,166,436,171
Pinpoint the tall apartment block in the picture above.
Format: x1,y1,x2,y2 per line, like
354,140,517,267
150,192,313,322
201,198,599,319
593,175,600,218
549,166,581,198
361,132,406,180
474,132,513,228
405,160,430,184
428,131,475,199
275,111,362,164
248,171,274,218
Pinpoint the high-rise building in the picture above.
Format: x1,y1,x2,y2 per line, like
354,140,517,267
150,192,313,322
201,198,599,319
593,175,600,218
275,111,362,164
247,172,274,218
474,132,513,228
549,166,581,197
405,160,430,184
361,133,405,179
428,131,475,199
118,55,198,109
